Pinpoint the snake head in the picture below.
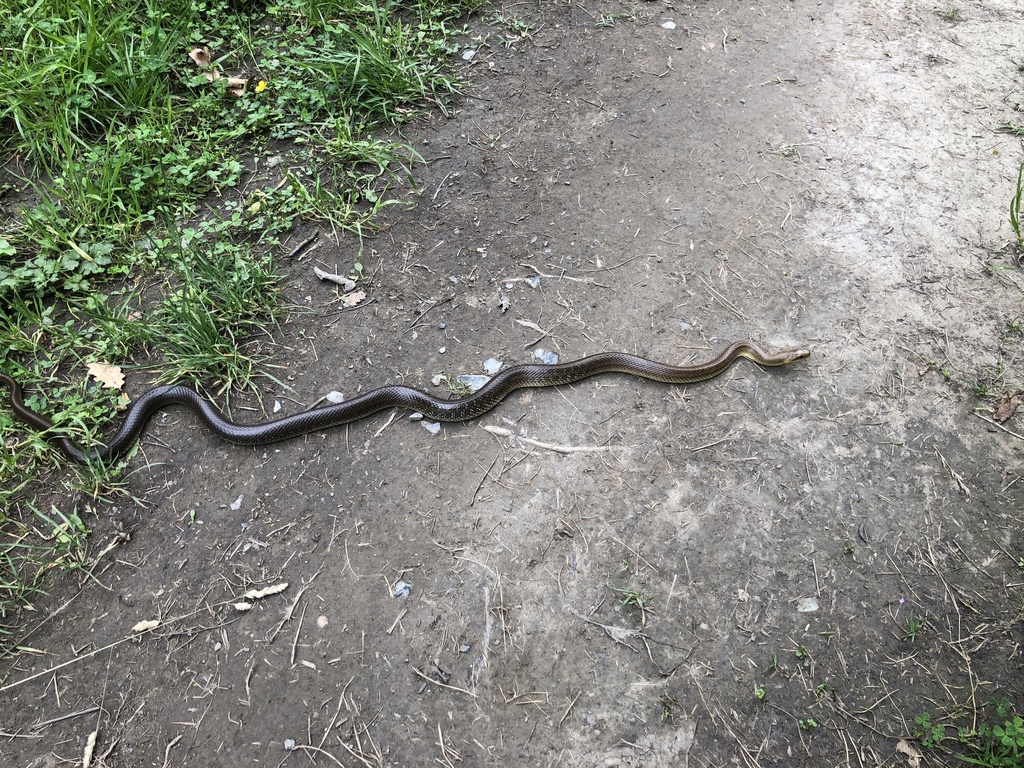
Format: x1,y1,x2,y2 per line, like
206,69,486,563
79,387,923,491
784,348,812,364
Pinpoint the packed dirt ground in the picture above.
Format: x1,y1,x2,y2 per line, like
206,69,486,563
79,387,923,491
4,0,1024,765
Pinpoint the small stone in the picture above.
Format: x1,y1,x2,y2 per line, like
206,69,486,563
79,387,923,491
533,348,559,365
284,739,296,752
457,375,491,393
796,597,819,613
392,580,413,598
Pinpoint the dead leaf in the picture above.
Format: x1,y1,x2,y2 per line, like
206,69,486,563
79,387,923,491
342,290,366,308
515,318,546,334
188,46,212,69
225,76,249,98
188,47,251,97
993,390,1022,423
87,362,124,390
895,738,922,767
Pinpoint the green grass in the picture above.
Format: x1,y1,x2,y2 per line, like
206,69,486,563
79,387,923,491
610,586,655,627
904,611,926,642
916,699,1024,767
0,0,481,637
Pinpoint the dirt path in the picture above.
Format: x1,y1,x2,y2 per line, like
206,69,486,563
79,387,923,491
4,1,1024,766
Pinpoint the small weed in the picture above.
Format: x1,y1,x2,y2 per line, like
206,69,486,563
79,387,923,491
843,542,856,555
916,699,1024,765
1000,123,1024,137
904,611,926,642
915,712,946,748
814,683,830,701
961,700,1024,767
971,363,1006,399
611,586,655,626
798,718,819,731
1005,317,1024,340
439,375,472,399
1011,164,1024,252
490,11,532,47
597,12,630,28
934,5,962,22
33,506,89,571
793,644,812,668
659,694,679,723
754,684,766,701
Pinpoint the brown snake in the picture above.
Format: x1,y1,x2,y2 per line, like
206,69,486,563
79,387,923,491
0,341,809,464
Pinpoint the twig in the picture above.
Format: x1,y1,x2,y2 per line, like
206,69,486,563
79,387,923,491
269,566,324,643
411,666,477,697
698,275,746,318
386,609,408,635
519,262,610,288
973,411,1024,441
31,706,100,730
557,691,582,728
285,233,318,260
326,297,376,322
935,449,971,497
406,295,454,330
571,610,642,652
290,604,306,666
687,436,733,453
483,425,625,454
293,744,346,766
2,596,273,693
579,254,646,273
469,452,501,507
161,734,183,768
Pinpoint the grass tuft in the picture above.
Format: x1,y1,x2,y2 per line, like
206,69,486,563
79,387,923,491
0,0,479,634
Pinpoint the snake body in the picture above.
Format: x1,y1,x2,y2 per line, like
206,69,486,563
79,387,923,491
1,341,809,464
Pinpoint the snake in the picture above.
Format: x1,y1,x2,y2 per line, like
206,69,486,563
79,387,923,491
0,341,809,464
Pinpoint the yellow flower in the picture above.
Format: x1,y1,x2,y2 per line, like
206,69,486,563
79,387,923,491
255,80,268,93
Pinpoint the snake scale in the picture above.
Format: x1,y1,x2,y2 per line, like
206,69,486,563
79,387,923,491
0,341,809,464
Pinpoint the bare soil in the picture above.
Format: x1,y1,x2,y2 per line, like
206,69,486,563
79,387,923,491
4,1,1024,766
